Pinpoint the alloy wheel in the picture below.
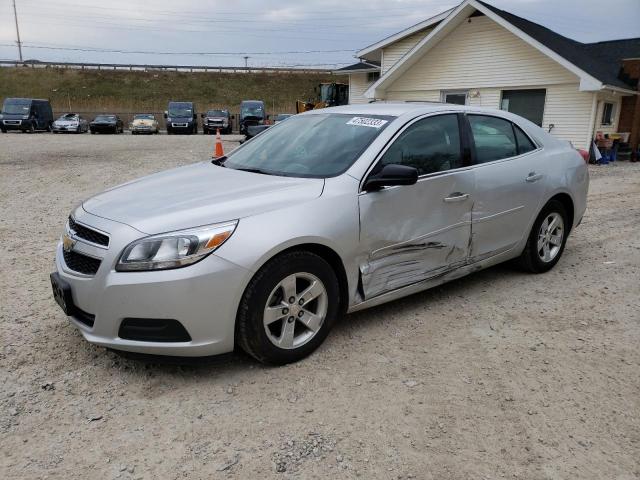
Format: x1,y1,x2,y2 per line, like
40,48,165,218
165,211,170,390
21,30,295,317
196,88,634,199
537,212,564,263
263,272,328,350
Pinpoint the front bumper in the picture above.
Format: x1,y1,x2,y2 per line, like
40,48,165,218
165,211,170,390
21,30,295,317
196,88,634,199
2,119,28,130
131,125,156,133
90,124,117,132
52,125,79,132
53,209,250,356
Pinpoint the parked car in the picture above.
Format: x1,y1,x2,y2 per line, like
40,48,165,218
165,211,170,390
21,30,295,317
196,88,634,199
130,114,159,135
90,115,123,134
165,101,197,134
239,100,266,135
52,113,89,133
51,103,588,365
0,97,53,133
202,109,232,134
274,113,293,124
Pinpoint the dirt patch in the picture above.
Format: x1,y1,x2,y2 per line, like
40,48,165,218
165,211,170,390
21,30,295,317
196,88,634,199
1,135,639,479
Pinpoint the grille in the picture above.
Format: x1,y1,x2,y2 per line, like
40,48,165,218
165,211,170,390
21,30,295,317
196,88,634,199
63,250,102,275
69,217,109,247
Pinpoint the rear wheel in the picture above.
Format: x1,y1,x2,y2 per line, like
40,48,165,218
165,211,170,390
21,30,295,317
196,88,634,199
518,200,568,273
236,251,340,365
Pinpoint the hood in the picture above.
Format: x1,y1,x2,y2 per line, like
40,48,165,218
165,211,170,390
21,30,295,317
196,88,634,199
1,113,28,120
92,120,115,124
82,161,325,234
132,119,156,126
55,119,78,125
168,116,193,121
206,116,227,122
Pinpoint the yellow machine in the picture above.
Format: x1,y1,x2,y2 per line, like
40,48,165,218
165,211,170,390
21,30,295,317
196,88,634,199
296,82,349,113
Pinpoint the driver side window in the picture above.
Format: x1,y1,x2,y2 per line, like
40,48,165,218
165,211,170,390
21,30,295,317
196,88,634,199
379,114,462,176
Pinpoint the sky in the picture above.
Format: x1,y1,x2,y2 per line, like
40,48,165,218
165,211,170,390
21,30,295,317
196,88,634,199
0,0,639,69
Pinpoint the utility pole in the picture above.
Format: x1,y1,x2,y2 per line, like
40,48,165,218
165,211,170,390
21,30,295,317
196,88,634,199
243,56,249,68
12,0,23,62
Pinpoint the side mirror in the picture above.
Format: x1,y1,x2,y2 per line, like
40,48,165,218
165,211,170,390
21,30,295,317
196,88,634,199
163,111,168,119
363,164,418,191
193,113,197,119
200,113,205,118
231,115,235,120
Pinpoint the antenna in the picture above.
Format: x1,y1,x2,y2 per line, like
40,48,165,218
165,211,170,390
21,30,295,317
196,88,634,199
12,0,23,62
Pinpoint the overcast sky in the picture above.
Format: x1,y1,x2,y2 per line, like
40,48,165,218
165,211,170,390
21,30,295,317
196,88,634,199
0,0,638,68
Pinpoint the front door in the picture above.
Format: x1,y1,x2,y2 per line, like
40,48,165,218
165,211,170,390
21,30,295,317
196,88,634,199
359,113,474,299
466,114,546,261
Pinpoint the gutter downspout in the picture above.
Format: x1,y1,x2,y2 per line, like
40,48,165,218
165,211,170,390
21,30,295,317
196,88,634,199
586,94,599,151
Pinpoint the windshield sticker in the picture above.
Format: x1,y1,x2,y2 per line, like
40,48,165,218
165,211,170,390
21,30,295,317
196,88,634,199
346,117,388,129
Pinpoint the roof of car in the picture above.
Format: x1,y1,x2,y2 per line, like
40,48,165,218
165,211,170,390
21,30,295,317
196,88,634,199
311,102,471,117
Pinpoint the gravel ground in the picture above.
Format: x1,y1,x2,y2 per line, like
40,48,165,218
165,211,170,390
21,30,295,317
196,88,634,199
1,133,639,479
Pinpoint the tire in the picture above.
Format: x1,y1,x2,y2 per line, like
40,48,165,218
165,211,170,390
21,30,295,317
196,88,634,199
236,250,341,365
27,122,35,133
90,130,95,134
518,199,569,273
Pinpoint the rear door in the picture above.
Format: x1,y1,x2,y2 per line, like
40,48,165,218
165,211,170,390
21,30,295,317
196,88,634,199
465,114,546,262
358,113,474,299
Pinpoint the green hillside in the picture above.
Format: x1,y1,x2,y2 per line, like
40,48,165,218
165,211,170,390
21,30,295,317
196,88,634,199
0,66,345,115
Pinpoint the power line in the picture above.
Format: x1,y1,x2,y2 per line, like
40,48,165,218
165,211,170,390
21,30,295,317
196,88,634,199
0,43,357,56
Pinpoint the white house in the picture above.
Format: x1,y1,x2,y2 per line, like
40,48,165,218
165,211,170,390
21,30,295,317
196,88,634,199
334,0,640,151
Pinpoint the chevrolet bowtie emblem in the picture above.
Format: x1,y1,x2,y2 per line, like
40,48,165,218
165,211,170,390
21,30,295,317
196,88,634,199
62,233,76,253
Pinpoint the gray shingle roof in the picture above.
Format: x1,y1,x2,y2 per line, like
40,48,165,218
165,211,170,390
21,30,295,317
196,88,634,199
478,0,639,90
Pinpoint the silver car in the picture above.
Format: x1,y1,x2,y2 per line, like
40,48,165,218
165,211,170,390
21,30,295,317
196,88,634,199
52,113,89,133
51,103,588,364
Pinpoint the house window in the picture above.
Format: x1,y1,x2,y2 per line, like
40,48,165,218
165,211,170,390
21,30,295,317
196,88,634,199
367,71,380,83
441,90,468,105
500,89,546,127
601,102,615,126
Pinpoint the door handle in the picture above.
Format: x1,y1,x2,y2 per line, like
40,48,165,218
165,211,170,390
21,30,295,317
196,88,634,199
443,192,470,203
526,172,543,183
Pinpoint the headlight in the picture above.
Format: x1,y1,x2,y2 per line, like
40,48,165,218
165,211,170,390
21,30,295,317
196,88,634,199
22,115,29,119
116,221,237,272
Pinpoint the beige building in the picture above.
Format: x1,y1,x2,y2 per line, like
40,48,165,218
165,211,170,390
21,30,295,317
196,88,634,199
335,0,640,151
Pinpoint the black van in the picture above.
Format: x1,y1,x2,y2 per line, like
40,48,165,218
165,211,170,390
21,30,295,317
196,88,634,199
164,101,197,134
1,98,53,133
239,100,267,135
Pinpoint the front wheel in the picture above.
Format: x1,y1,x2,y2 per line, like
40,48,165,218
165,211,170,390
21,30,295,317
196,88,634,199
236,251,340,365
518,200,569,273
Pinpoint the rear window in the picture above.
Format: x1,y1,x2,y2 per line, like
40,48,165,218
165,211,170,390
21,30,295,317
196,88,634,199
468,115,518,163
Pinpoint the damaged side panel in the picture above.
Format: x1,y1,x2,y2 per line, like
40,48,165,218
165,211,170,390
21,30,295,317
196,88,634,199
358,170,475,300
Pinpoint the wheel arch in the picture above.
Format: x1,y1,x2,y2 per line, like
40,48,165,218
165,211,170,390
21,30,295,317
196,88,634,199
547,192,575,232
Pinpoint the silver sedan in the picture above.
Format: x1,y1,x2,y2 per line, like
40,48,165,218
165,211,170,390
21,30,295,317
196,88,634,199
51,103,588,364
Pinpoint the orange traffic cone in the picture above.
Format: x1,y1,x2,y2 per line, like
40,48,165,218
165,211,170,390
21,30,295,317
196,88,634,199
213,128,224,158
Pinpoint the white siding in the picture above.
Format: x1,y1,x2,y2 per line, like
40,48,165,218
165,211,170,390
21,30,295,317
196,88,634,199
387,16,577,92
384,85,594,149
542,85,595,150
381,28,433,74
349,73,374,104
379,15,594,149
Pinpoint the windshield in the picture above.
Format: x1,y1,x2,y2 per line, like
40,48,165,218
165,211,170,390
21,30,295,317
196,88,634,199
168,104,192,117
224,113,393,178
58,114,78,121
94,115,115,121
134,114,154,120
2,99,30,115
207,110,226,117
241,104,264,118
